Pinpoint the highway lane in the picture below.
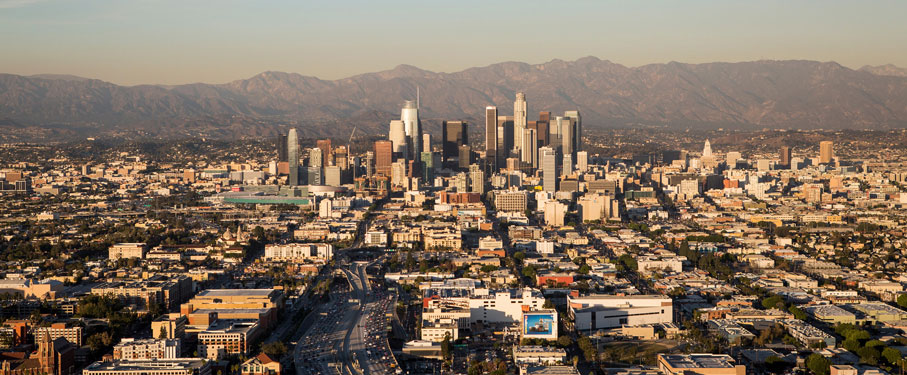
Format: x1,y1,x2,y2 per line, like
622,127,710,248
296,260,397,375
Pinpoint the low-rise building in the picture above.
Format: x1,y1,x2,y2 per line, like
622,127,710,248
108,243,148,260
263,243,333,261
113,338,181,360
656,354,746,375
568,295,673,332
513,346,567,365
82,358,211,375
197,320,260,360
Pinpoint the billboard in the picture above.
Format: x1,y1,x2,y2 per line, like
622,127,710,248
522,311,557,339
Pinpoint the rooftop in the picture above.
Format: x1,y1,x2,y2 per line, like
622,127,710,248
84,358,207,372
196,289,275,297
659,354,737,369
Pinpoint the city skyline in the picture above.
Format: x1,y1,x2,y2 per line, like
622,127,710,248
1,0,905,85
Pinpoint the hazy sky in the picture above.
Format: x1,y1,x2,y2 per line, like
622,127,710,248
1,0,905,86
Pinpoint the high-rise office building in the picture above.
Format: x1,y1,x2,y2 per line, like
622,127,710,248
549,116,566,152
316,139,332,167
422,134,431,153
458,145,472,170
334,146,348,170
324,166,341,187
522,128,538,168
576,151,588,172
780,146,792,168
442,120,468,163
401,100,421,160
540,146,557,192
391,160,406,187
562,154,573,177
374,140,393,177
305,166,322,185
421,152,435,181
389,120,407,157
537,112,551,146
287,128,299,186
561,117,575,162
365,151,374,178
514,92,527,156
820,141,834,164
469,164,485,194
277,134,288,162
497,116,514,170
564,110,581,152
309,147,323,169
485,106,498,171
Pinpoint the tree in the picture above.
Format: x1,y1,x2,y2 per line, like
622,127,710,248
882,347,902,365
842,338,860,352
788,306,807,320
522,265,537,278
557,335,572,348
441,333,452,361
807,353,831,375
261,341,288,359
857,346,880,365
761,296,784,310
896,294,907,309
158,326,169,339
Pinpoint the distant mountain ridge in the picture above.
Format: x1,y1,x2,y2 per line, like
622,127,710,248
859,64,907,77
2,57,907,141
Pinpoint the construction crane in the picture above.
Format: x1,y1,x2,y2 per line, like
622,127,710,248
347,126,357,151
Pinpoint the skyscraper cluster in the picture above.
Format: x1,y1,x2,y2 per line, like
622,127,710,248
485,93,582,189
281,129,356,188
277,91,581,194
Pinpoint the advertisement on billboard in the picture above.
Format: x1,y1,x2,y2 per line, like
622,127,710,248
522,311,557,339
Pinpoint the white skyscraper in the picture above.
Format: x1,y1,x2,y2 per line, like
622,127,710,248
423,133,431,153
703,139,713,157
389,120,407,156
401,100,421,159
576,151,588,172
514,92,527,156
562,153,573,177
540,146,557,192
309,147,323,168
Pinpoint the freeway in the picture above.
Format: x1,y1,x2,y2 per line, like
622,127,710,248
295,261,398,375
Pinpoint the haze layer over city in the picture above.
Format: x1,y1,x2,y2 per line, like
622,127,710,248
2,2,907,375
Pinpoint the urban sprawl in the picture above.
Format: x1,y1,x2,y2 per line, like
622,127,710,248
2,93,907,375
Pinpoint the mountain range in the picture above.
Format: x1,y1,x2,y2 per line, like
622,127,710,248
2,57,907,142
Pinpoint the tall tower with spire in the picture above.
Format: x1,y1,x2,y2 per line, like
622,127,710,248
401,100,421,160
703,139,713,157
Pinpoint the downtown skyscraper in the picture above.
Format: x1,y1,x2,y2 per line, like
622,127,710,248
287,128,299,186
401,100,421,160
485,106,498,172
540,146,557,192
442,120,468,165
513,92,527,159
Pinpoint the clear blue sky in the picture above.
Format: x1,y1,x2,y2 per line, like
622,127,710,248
1,0,904,85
